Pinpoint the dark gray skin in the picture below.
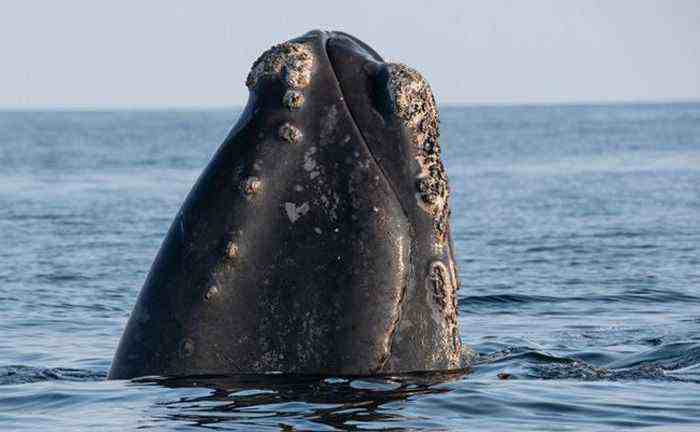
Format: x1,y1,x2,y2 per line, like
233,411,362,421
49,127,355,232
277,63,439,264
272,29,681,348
109,30,468,379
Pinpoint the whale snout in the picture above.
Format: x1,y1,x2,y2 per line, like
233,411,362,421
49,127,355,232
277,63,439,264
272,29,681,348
109,30,463,379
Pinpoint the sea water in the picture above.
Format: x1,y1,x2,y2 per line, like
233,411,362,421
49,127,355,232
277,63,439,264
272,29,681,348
1,103,699,431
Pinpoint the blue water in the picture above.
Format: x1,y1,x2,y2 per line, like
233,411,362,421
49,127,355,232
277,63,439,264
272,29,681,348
1,103,699,431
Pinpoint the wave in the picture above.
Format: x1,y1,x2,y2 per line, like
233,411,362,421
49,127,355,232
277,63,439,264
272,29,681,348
473,342,700,383
459,290,700,307
0,366,105,386
457,151,700,177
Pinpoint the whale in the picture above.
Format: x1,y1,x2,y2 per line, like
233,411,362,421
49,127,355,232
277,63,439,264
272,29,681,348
109,30,469,379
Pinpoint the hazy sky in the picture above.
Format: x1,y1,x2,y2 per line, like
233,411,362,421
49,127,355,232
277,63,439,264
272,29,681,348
1,0,698,108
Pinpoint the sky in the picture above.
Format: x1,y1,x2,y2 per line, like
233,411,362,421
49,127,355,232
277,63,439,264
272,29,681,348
1,0,698,108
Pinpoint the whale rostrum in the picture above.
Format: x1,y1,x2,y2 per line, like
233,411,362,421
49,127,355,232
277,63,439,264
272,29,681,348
109,30,470,379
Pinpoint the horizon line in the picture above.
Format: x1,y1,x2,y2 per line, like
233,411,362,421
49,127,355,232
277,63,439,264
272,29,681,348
1,97,699,112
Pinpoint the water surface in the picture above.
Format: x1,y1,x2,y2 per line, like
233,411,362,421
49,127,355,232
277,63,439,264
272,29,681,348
1,103,699,430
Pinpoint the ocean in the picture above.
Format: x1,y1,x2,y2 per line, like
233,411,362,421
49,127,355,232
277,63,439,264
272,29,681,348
1,103,699,431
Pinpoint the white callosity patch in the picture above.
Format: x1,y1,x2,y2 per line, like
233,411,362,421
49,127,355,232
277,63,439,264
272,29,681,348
387,64,437,133
303,146,320,179
225,241,239,258
204,285,219,301
301,106,343,222
284,201,310,223
318,104,338,146
283,90,304,110
246,42,314,91
243,177,262,196
386,64,449,243
425,261,461,356
279,123,302,144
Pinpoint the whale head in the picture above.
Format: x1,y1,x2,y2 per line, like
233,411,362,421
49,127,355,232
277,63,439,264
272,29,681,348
109,30,465,379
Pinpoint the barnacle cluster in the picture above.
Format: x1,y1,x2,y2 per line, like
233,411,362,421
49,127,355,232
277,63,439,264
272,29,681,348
246,42,314,91
387,64,449,241
246,42,313,146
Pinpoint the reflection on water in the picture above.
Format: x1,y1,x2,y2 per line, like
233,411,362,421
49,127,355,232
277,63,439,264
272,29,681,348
136,372,465,430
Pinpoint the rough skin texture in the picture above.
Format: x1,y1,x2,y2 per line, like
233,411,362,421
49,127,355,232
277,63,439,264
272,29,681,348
386,63,450,242
246,42,314,90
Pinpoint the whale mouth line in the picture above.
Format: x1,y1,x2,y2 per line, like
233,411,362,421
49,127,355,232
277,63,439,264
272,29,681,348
323,33,413,373
322,34,410,225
